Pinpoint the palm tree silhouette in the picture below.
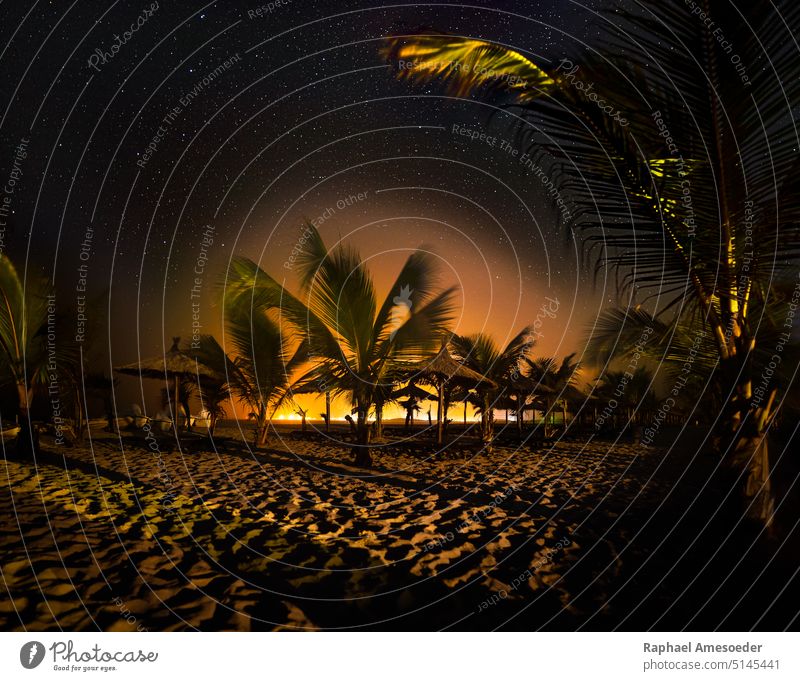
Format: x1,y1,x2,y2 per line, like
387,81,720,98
223,223,456,466
382,0,800,522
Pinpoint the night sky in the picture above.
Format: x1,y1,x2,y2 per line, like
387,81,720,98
0,0,609,414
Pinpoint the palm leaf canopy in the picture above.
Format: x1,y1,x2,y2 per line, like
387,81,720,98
0,255,52,387
381,31,555,102
223,222,457,403
449,327,533,387
383,2,800,335
508,374,556,396
190,297,297,415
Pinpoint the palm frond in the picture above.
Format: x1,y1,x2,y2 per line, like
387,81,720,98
381,32,554,102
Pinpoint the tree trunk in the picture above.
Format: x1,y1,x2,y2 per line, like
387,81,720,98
480,393,494,445
173,376,181,430
716,362,777,528
353,404,372,466
256,406,269,446
74,383,85,441
14,381,37,456
104,397,117,433
325,391,331,433
182,400,192,432
374,401,384,440
436,384,445,446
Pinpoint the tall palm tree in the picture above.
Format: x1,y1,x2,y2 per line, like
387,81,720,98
382,0,800,523
223,223,456,465
450,328,532,444
191,297,293,446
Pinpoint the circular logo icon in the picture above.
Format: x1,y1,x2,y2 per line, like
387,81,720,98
20,641,45,669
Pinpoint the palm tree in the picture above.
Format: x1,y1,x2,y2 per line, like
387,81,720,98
450,328,532,444
524,354,580,436
382,0,800,523
223,223,456,465
594,365,657,433
195,378,229,436
191,297,293,446
0,256,53,454
160,378,196,430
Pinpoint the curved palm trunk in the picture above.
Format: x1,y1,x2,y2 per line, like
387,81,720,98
716,356,776,528
256,404,270,446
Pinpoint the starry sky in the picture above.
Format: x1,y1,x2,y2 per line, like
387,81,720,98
0,0,610,415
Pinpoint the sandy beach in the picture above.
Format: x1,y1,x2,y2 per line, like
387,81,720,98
4,421,790,632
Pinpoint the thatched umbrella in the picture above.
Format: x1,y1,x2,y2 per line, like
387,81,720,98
409,345,496,445
392,383,437,429
391,383,437,402
115,337,219,430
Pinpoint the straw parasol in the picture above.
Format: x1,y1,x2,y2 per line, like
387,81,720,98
391,383,437,402
115,337,220,430
409,344,496,445
392,383,437,429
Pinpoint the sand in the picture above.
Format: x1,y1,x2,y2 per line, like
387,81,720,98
0,424,731,630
